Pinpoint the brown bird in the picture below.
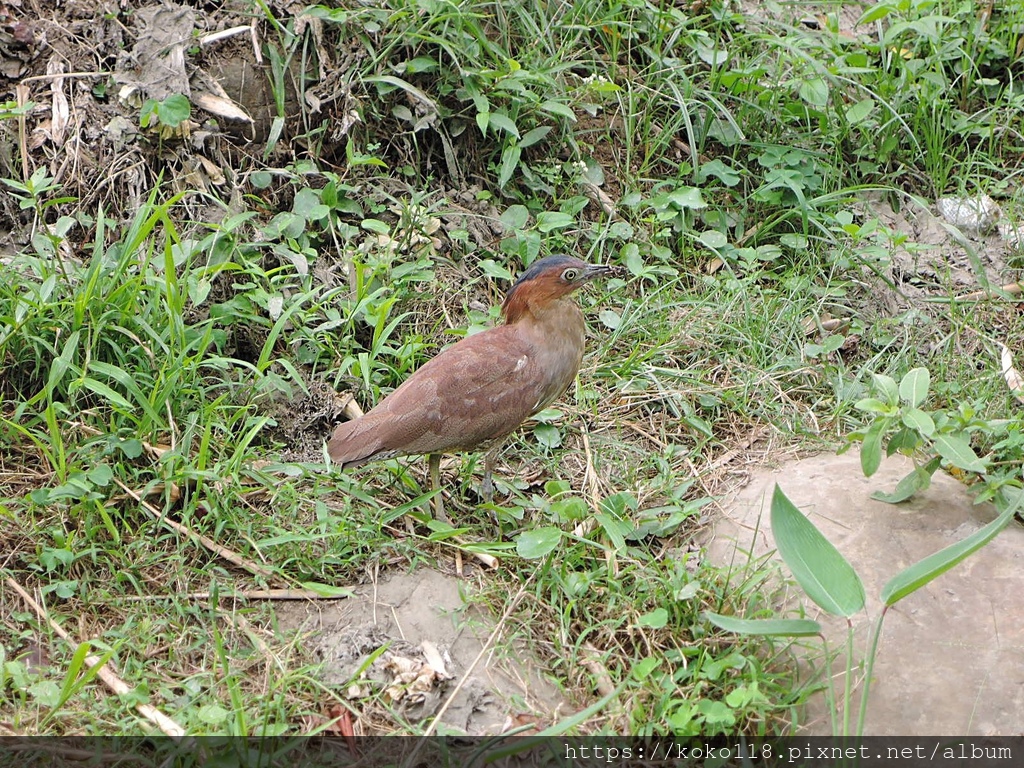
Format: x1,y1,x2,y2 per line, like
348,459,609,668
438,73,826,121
327,255,614,520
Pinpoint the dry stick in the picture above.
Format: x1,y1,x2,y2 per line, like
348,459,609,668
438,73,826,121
581,641,616,698
15,83,29,181
955,280,1024,302
112,477,275,581
106,587,352,602
6,577,186,737
19,71,110,84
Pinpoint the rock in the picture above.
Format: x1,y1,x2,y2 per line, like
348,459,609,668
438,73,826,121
703,450,1024,735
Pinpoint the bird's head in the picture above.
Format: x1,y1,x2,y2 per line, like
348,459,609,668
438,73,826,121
501,255,614,323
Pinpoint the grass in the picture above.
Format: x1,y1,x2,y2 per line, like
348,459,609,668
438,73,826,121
1,0,1022,742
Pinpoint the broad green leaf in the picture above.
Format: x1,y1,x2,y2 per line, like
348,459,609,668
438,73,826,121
300,582,354,598
886,426,920,456
698,230,728,249
861,418,887,477
519,126,551,148
78,377,133,411
705,612,822,637
533,423,561,449
845,98,875,124
771,485,865,617
538,100,576,121
854,397,891,414
598,308,620,329
535,212,575,233
901,407,935,436
697,158,741,186
697,699,736,726
637,608,668,629
497,143,521,189
881,495,1019,605
198,704,230,725
633,657,661,681
487,110,519,138
933,434,987,473
28,681,60,707
872,373,899,405
799,77,829,107
667,186,706,210
157,94,191,127
594,512,630,551
475,110,489,136
47,330,81,397
871,457,940,504
88,464,113,486
516,526,561,558
899,367,930,407
500,205,529,230
858,5,894,24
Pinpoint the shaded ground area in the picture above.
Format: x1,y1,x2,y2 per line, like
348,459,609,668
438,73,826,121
705,450,1024,736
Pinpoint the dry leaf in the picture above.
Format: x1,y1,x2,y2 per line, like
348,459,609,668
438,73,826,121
193,92,253,124
47,58,69,146
1000,343,1024,404
420,640,451,679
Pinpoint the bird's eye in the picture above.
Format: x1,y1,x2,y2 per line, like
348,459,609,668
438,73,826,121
561,267,580,282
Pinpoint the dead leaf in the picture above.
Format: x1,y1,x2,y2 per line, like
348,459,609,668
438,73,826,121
47,58,69,147
420,640,451,679
193,92,253,124
1000,343,1024,404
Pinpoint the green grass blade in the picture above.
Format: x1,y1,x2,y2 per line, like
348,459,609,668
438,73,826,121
704,612,822,637
770,484,865,617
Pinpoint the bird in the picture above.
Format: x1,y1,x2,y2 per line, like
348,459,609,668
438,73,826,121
327,255,614,521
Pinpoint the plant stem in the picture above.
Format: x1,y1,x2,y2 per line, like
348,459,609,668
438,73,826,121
857,607,889,735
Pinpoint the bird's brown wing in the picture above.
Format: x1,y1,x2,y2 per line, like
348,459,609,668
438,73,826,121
328,326,551,467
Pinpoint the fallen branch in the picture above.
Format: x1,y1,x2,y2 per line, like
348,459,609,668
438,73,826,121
954,281,1023,302
6,577,186,737
112,477,275,581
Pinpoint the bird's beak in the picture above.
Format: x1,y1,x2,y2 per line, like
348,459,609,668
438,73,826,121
581,263,617,282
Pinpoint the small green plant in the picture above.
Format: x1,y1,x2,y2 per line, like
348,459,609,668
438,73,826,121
139,93,192,140
707,483,1020,736
846,367,1020,505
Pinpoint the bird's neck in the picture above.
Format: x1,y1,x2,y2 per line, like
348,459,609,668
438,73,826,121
502,290,579,328
504,296,587,412
503,295,586,355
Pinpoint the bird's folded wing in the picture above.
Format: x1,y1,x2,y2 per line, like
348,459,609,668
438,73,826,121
365,327,548,455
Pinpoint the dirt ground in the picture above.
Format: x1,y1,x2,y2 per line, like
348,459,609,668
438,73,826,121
276,568,569,734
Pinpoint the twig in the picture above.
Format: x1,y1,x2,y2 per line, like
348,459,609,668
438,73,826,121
105,588,352,602
112,477,275,581
954,281,1023,302
0,741,149,762
18,71,110,84
581,641,616,698
6,577,187,737
15,84,29,181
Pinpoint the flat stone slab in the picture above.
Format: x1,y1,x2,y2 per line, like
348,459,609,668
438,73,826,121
704,451,1024,735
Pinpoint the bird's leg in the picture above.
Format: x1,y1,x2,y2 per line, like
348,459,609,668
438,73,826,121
428,453,449,523
480,444,503,504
